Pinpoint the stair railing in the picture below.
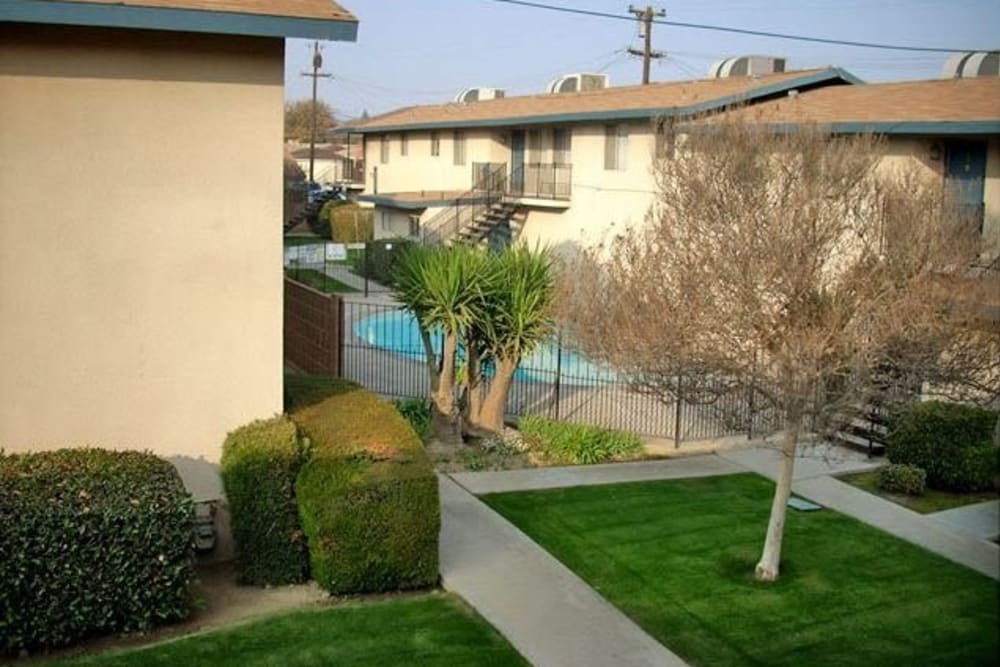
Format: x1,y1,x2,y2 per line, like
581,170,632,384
421,162,507,245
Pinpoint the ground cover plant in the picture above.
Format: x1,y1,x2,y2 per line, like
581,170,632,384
284,268,358,293
0,450,193,654
484,473,998,667
518,415,643,464
838,469,998,514
46,593,529,667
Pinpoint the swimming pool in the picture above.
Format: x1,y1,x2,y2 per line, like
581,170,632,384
353,310,617,386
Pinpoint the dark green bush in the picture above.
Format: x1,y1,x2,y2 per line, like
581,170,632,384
0,449,193,654
518,415,644,465
220,416,310,586
351,238,415,287
293,381,439,595
877,463,927,496
887,401,998,492
393,398,433,441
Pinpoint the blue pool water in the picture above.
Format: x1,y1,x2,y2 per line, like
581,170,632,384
353,310,617,386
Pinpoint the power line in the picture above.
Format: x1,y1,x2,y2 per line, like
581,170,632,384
627,5,666,84
484,0,980,53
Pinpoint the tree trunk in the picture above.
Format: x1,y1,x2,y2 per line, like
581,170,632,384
431,332,461,445
754,406,802,582
474,357,518,434
463,337,487,436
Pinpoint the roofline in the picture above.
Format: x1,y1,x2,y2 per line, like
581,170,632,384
703,120,1000,136
357,194,488,210
335,68,863,135
1,0,359,41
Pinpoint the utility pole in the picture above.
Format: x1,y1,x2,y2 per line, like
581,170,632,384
301,41,332,183
627,5,666,85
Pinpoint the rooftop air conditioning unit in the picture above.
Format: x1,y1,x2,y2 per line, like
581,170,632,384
454,87,506,103
941,51,1000,78
547,73,609,94
709,56,787,78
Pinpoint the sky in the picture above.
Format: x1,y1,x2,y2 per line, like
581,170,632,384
284,0,1000,120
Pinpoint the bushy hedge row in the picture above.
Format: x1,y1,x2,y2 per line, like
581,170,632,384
350,238,415,287
887,401,998,492
321,201,374,243
220,416,310,586
293,380,439,595
0,449,193,654
519,415,644,465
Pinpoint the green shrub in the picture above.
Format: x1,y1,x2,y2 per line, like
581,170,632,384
326,202,374,243
887,401,998,492
220,416,310,586
351,238,415,287
0,449,193,654
877,463,927,496
284,373,352,413
393,398,433,441
518,415,644,465
293,382,439,595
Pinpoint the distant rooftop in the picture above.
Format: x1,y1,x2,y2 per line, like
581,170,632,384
339,68,861,134
709,77,1000,134
1,0,358,40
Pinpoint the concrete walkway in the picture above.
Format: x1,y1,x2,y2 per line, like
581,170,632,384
929,500,1000,542
438,474,686,667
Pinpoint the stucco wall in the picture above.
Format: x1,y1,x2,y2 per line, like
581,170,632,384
983,138,1000,255
0,24,285,461
365,129,506,194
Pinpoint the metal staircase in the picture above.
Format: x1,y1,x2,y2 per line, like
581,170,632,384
421,163,523,247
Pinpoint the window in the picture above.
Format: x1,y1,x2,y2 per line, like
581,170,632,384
553,128,572,166
430,131,440,156
453,131,466,166
408,215,420,238
400,132,408,156
528,129,543,159
379,135,389,164
380,210,391,231
604,124,628,170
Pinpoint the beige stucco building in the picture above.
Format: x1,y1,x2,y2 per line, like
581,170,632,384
341,70,1000,258
0,1,357,461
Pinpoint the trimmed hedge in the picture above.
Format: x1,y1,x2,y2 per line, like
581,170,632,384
292,380,439,595
519,415,644,465
887,401,998,492
220,416,310,586
0,449,193,654
878,463,927,496
322,201,374,243
351,238,415,287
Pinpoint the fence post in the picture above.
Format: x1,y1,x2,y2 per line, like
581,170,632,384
363,242,370,298
336,297,345,377
747,350,757,440
553,330,563,420
673,373,683,449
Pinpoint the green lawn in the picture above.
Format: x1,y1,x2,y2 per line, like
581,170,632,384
285,268,358,293
484,474,998,667
47,594,527,667
838,470,998,514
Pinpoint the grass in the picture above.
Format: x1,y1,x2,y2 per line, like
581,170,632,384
484,473,998,667
285,268,358,293
837,470,998,514
45,593,528,667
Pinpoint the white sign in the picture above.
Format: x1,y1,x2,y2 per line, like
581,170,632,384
325,243,347,261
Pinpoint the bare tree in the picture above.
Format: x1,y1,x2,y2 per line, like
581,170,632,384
284,99,336,144
562,120,998,581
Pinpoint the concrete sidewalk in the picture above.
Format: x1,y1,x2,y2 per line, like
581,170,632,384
929,500,1000,542
438,474,687,667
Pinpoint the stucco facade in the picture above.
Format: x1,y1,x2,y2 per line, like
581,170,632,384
0,24,286,460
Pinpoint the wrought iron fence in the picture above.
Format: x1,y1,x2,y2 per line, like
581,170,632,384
509,162,572,200
341,299,781,446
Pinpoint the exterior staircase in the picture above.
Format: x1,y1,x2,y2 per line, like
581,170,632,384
421,163,524,247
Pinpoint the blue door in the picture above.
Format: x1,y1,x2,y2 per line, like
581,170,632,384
511,130,525,194
946,141,987,232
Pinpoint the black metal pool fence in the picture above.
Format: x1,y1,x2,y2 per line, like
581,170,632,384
341,299,781,446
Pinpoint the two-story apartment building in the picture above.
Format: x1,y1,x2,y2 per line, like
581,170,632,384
340,68,999,255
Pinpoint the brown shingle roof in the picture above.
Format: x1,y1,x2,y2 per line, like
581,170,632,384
341,68,854,133
59,0,355,21
715,77,1000,127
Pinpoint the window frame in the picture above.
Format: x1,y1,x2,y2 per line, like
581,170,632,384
453,131,466,166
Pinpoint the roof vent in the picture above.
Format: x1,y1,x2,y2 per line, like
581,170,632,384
710,56,787,78
454,87,506,103
941,51,1000,78
547,73,609,94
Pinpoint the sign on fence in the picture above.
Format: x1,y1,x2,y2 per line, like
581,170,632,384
325,242,347,261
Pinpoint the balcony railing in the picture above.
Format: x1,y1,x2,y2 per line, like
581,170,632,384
508,162,572,200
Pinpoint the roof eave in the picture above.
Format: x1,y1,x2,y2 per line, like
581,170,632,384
1,0,359,41
335,68,861,135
